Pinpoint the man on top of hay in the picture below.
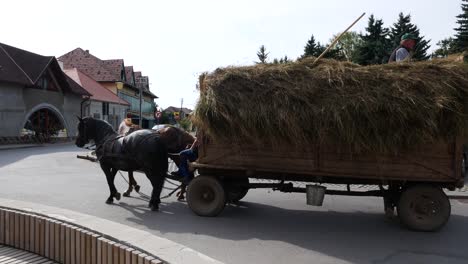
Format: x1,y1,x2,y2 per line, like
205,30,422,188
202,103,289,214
388,33,417,63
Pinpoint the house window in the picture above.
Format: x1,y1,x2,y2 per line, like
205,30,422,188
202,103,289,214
93,113,101,119
102,102,109,116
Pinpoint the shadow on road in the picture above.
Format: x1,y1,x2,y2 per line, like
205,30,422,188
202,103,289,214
0,144,84,168
114,197,468,264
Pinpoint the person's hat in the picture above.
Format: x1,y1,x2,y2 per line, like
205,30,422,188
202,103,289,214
401,33,417,41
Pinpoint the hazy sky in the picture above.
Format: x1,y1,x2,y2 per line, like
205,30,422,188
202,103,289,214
0,0,462,109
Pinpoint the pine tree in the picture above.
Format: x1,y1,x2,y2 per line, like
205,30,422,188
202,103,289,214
256,45,269,64
454,0,468,52
389,13,431,60
274,55,292,64
356,15,391,65
303,35,322,57
282,55,291,63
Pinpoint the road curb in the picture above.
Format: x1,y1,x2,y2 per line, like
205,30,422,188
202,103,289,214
0,198,223,264
0,144,43,150
0,142,74,151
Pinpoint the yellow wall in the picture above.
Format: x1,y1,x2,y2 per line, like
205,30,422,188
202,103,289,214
101,82,153,101
101,82,118,94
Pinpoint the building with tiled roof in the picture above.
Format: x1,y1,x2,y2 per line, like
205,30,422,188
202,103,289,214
64,68,130,129
164,106,193,119
58,48,158,128
59,48,117,82
0,42,90,138
125,66,135,86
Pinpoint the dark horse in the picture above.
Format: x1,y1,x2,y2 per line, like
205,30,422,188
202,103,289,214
123,125,195,197
75,117,168,211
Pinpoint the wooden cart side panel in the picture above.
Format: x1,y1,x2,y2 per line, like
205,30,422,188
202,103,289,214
197,139,460,183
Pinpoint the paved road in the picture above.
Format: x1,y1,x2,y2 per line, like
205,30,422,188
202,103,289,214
2,144,468,264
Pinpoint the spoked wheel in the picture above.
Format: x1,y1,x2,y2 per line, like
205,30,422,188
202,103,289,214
224,177,250,203
397,184,451,232
187,176,226,217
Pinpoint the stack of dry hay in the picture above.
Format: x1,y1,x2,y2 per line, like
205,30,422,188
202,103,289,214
193,57,468,153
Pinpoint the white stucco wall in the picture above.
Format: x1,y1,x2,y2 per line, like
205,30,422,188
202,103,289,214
0,83,83,137
85,100,128,130
0,83,26,136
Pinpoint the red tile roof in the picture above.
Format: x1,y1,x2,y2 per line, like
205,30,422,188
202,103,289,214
64,68,129,105
102,59,124,81
164,106,192,115
124,66,134,85
59,48,157,98
58,48,121,82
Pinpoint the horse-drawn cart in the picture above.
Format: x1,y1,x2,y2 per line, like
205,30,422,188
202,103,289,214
185,57,468,231
188,135,466,231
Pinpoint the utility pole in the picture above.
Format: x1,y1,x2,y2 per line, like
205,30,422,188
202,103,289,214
180,98,183,115
139,84,142,127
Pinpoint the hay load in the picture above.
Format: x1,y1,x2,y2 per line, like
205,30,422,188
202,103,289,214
193,58,468,153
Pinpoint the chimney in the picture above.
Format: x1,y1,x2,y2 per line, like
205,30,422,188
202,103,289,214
85,50,89,53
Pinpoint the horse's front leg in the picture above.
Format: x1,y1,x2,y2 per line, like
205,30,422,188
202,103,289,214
146,169,166,211
100,163,121,204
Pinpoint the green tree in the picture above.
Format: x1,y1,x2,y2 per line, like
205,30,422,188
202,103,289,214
280,55,292,63
433,37,456,58
389,13,431,60
325,31,362,62
303,35,322,57
303,34,345,60
179,117,192,131
356,15,391,65
454,0,468,52
256,45,269,64
159,112,170,124
273,55,292,64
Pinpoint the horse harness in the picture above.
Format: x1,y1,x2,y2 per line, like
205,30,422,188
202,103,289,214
95,135,131,162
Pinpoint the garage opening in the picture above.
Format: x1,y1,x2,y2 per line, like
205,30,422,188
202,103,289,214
22,108,67,142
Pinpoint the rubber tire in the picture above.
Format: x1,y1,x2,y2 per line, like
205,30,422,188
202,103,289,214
187,176,226,217
397,184,451,232
225,177,249,203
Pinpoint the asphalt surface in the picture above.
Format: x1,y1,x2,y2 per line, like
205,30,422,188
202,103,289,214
1,144,468,264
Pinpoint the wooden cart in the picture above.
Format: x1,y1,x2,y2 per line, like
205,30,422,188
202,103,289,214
188,133,466,231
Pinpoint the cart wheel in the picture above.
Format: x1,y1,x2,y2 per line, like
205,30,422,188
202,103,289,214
225,177,249,203
187,176,226,217
397,184,451,232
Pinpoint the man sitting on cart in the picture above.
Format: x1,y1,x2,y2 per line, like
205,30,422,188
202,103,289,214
172,136,200,184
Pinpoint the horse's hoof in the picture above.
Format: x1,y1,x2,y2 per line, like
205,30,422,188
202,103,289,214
151,204,159,211
105,198,113,204
114,192,121,201
122,189,132,197
134,185,141,193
